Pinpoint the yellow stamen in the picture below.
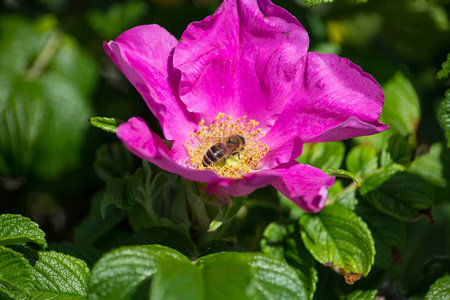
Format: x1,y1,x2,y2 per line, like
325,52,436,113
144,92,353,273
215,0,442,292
186,113,269,179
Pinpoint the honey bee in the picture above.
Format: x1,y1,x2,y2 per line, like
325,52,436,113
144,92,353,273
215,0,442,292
202,134,246,167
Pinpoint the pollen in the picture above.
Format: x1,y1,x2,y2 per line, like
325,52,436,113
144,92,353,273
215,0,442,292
186,113,269,179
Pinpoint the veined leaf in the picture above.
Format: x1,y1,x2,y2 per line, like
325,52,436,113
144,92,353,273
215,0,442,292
360,170,434,220
0,214,47,249
48,242,103,268
196,252,305,299
261,222,317,300
31,251,90,298
425,275,450,300
299,204,375,284
88,245,305,299
88,245,188,300
436,53,450,81
0,246,34,297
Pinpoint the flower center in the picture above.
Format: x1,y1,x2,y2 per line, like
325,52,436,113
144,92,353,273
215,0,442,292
186,113,269,179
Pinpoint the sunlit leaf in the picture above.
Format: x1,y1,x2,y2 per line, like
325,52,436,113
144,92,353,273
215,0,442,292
89,117,125,134
425,275,450,300
0,246,34,297
31,251,90,299
196,252,305,299
436,53,450,81
0,214,47,249
299,204,375,284
48,241,103,268
88,245,305,299
303,0,334,7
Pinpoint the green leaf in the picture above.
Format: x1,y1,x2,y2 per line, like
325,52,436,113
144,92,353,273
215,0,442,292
384,134,415,166
297,142,345,170
0,246,34,297
426,275,450,300
89,245,305,299
0,214,47,249
355,72,420,150
261,223,317,300
360,170,434,220
48,242,103,268
333,185,359,210
379,72,421,136
303,0,334,7
436,53,450,81
89,117,125,134
299,204,375,283
438,89,450,148
129,227,195,259
342,289,378,300
356,203,406,268
88,245,189,300
31,251,90,299
324,169,361,187
196,252,305,299
102,178,132,211
345,145,378,178
149,258,202,300
409,142,450,202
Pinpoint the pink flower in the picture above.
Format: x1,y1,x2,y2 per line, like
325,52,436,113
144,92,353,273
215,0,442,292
103,0,387,213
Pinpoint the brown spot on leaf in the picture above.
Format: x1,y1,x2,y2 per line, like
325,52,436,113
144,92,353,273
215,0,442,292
324,262,364,285
343,272,363,285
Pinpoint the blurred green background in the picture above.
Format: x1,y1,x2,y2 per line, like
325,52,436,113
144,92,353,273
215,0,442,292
0,0,449,246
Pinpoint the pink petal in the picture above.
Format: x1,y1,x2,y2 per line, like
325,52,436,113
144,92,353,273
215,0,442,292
261,52,388,169
206,162,334,213
173,0,309,130
104,25,197,143
117,117,220,183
